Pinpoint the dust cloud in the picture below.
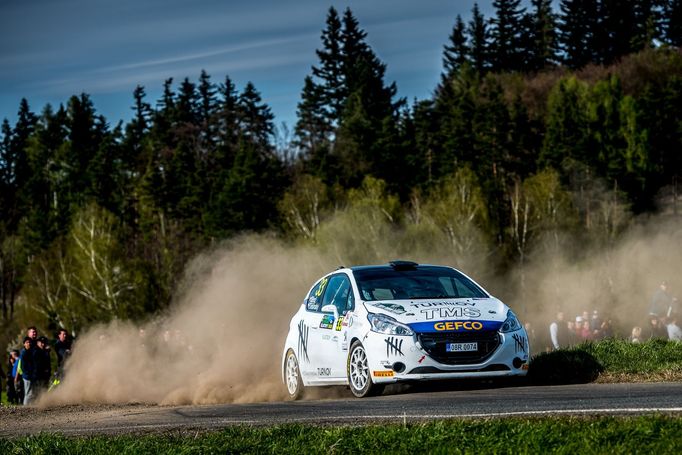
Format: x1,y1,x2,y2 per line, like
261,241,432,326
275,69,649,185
40,216,682,406
41,236,336,406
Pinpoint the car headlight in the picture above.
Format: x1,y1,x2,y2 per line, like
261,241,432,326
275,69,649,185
367,313,414,336
499,310,522,333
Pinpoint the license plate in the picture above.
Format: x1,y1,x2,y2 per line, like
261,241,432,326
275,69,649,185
446,342,478,352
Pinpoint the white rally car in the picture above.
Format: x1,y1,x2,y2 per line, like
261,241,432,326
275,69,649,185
282,261,529,398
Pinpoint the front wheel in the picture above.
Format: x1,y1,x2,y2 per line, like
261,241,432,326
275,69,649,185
347,341,384,398
284,349,304,400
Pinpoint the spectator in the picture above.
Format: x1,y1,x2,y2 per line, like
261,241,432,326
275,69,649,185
649,281,672,317
549,311,569,350
580,320,593,341
54,329,72,377
574,316,584,339
566,321,577,346
644,315,668,339
6,350,21,404
36,336,52,394
16,337,38,405
630,327,643,343
667,316,682,341
26,326,38,345
590,310,602,332
599,318,614,339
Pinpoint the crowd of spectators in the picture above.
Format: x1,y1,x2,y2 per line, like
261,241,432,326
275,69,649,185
2,327,72,406
545,280,682,351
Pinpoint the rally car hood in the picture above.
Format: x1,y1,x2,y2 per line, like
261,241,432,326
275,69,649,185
363,297,508,333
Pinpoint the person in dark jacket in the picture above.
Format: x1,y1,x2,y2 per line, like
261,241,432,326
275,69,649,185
35,336,52,393
54,329,72,377
16,337,38,405
6,350,21,404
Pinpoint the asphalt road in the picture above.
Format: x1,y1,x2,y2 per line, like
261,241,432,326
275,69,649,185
1,382,681,436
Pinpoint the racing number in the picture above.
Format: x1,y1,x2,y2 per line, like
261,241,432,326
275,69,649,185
315,277,328,298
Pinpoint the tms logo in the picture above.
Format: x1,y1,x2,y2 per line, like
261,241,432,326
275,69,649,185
434,321,483,331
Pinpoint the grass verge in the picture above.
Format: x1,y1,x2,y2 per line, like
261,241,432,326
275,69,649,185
1,416,681,454
528,338,682,384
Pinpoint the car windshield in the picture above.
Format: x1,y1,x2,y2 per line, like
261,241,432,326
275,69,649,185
353,266,488,301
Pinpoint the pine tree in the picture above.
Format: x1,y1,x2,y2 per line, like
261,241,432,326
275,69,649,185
558,0,600,68
443,15,469,76
312,7,345,124
0,120,13,225
123,85,152,175
468,3,491,73
526,0,558,71
197,69,217,150
665,0,682,46
294,76,333,177
540,77,591,169
490,0,526,72
598,0,639,63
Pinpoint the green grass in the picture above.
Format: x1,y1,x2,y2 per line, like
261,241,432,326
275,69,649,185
1,416,681,454
528,338,682,384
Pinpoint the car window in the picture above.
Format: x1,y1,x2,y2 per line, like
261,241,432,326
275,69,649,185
306,277,329,312
321,274,353,315
353,266,487,300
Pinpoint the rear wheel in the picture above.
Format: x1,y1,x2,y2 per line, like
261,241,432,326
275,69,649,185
285,349,304,400
347,341,384,398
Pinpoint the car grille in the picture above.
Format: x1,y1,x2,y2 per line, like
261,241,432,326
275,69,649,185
417,331,500,365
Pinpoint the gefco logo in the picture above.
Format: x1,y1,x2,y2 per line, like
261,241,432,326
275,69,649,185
434,321,484,331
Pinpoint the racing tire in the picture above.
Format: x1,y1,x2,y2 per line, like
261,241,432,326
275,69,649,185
347,341,384,398
284,349,304,400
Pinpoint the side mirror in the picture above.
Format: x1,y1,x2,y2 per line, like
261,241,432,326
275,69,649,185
321,304,339,319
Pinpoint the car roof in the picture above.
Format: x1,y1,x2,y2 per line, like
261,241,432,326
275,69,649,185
348,263,451,272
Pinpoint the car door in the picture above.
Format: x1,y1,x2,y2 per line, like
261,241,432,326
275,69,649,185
320,273,356,379
296,277,330,379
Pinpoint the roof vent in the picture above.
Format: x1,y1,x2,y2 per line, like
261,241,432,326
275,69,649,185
389,260,418,270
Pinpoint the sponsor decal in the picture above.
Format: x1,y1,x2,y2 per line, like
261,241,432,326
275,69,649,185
411,301,475,308
373,303,407,314
297,321,309,363
409,320,503,333
418,355,426,364
420,307,481,320
322,334,331,340
385,337,404,357
319,314,335,329
317,368,331,376
435,321,483,331
373,370,394,377
512,333,527,354
335,318,343,331
315,277,328,297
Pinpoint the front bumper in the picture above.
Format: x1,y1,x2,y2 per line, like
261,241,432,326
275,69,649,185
363,328,530,383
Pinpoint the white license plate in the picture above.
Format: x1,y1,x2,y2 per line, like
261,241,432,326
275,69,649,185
446,342,478,352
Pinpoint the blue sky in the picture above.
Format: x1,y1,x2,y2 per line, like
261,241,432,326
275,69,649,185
0,0,499,130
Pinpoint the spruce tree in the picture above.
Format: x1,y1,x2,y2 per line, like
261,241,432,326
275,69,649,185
490,0,526,72
558,0,600,68
468,3,491,73
294,76,333,177
312,7,345,124
665,0,682,46
443,15,469,76
526,0,558,71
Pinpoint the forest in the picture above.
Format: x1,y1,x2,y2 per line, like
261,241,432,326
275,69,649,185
1,1,681,344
